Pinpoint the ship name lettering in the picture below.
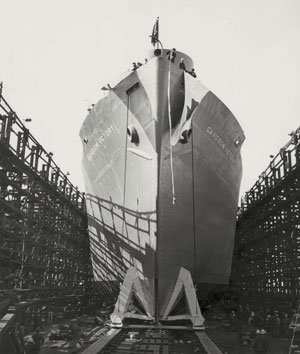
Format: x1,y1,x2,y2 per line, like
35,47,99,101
86,125,114,161
99,125,114,144
206,126,235,163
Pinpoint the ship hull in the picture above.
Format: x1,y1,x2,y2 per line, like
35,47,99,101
80,49,244,318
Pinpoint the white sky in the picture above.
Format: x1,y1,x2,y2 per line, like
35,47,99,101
1,0,299,201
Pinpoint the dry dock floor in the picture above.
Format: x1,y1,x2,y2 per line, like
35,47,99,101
34,315,292,354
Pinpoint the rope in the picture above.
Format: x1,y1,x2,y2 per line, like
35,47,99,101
191,118,197,283
122,95,130,248
191,116,199,317
118,95,130,313
167,60,176,204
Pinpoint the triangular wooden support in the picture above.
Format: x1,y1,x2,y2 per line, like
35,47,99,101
162,267,205,329
110,267,154,327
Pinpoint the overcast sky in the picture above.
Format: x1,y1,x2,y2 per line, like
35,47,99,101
1,0,299,201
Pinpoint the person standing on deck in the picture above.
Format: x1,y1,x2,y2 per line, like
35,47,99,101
166,48,177,62
179,58,186,71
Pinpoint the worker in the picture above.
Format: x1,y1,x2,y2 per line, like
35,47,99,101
255,329,261,336
283,313,290,336
132,62,138,71
252,329,269,354
24,337,37,354
189,68,197,78
87,103,95,113
10,327,24,354
269,313,276,336
248,311,255,325
252,329,261,350
274,312,281,337
179,58,186,71
32,327,44,353
229,310,237,329
19,325,25,352
166,48,177,62
265,314,272,333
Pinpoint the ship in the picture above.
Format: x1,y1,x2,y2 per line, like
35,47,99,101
80,20,245,328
